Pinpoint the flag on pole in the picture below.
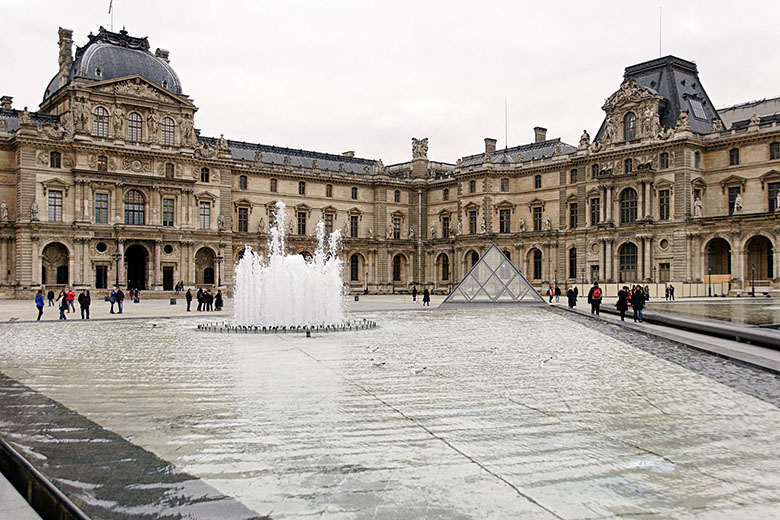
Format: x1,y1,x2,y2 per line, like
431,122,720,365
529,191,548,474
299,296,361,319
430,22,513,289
108,0,113,14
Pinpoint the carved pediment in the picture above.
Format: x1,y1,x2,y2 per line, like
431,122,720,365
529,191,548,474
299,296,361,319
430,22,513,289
759,169,780,189
320,205,338,215
602,79,660,112
295,203,312,215
195,190,218,201
438,208,452,217
390,209,406,219
655,178,674,194
462,201,480,211
348,207,362,216
720,175,746,193
691,177,707,190
527,197,546,210
41,178,70,196
233,198,252,208
88,76,194,106
566,193,578,202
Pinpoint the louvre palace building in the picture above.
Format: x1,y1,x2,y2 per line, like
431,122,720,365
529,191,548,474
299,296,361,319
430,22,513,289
0,26,778,297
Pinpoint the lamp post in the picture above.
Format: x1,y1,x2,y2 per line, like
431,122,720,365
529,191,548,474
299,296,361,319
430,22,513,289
707,264,712,297
554,268,557,287
216,253,224,287
751,263,755,297
112,247,122,288
581,267,585,296
652,265,657,298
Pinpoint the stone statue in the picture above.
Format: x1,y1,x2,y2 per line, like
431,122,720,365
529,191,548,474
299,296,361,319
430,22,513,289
579,130,590,147
368,227,373,239
750,113,761,128
544,216,551,231
518,217,525,232
711,119,723,133
180,114,194,145
603,116,615,143
342,222,349,236
0,201,7,221
776,191,780,212
258,216,265,232
217,134,229,151
411,137,428,159
30,201,38,220
147,112,159,140
386,224,393,239
430,226,435,239
112,107,124,136
675,110,691,131
553,143,562,156
480,216,486,233
73,101,89,133
217,214,226,230
733,193,743,213
408,227,415,240
287,219,294,235
19,107,33,127
457,219,462,235
693,197,702,217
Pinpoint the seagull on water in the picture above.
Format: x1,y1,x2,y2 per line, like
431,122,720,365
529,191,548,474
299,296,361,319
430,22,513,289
411,367,427,375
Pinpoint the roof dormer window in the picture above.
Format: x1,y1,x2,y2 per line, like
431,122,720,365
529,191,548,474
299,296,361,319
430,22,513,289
689,99,706,119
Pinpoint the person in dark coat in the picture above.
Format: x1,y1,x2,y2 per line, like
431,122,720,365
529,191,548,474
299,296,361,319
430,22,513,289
109,288,116,313
78,289,91,320
554,285,561,303
47,289,55,306
185,289,193,312
411,285,418,302
197,288,204,311
205,289,214,311
215,290,223,311
616,286,629,321
566,287,577,309
116,288,124,314
58,290,68,320
632,286,646,322
587,282,602,315
422,288,430,306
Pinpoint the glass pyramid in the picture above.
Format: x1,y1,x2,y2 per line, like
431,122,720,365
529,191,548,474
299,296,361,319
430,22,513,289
440,244,545,306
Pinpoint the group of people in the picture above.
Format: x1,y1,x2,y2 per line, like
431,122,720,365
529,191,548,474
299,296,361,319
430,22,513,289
665,284,676,300
37,287,91,320
616,285,649,322
411,285,431,306
547,285,562,303
185,287,223,312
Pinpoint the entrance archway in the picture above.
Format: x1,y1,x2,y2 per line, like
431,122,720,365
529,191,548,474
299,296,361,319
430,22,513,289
125,244,148,290
706,237,731,274
195,247,215,285
746,235,774,281
41,242,69,286
618,242,638,282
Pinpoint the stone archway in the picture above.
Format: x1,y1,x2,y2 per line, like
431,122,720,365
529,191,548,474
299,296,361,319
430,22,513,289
125,244,148,290
706,237,731,275
195,247,215,285
41,242,69,286
746,235,774,281
618,242,638,283
437,253,450,283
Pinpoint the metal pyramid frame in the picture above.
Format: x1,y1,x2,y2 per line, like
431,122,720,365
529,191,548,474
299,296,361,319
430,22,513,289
439,244,545,307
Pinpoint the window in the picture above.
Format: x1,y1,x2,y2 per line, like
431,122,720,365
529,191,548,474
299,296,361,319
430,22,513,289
270,178,278,192
659,262,670,283
623,112,637,140
591,164,599,178
728,187,741,215
324,213,333,234
93,106,109,137
659,189,670,220
443,188,449,201
533,206,542,231
50,151,61,168
199,201,210,229
165,163,175,178
570,169,578,184
298,181,306,195
97,155,108,172
239,175,247,190
590,198,600,226
323,184,331,198
390,217,400,239
95,192,108,224
729,148,740,166
469,180,476,193
163,198,175,227
124,190,145,225
624,158,633,173
469,210,477,234
394,190,400,203
499,209,511,233
351,187,358,200
297,211,306,235
770,142,780,160
569,202,578,229
200,168,209,183
350,255,360,282
441,255,449,281
620,188,638,224
160,117,175,146
568,248,577,279
619,243,638,279
48,190,63,221
660,152,669,169
442,216,450,238
392,255,402,282
534,175,542,189
532,250,542,279
237,207,248,232
127,112,142,141
95,265,107,289
770,182,780,212
694,151,700,169
500,178,509,192
689,99,707,119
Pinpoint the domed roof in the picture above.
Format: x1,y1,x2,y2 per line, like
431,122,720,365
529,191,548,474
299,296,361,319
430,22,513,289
43,27,182,102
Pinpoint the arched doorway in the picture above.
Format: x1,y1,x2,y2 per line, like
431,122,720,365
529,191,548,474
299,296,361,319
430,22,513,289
437,253,450,282
125,244,148,290
618,242,638,282
392,254,406,284
706,237,731,275
529,249,542,280
746,235,774,281
41,242,69,286
195,247,215,285
349,253,365,283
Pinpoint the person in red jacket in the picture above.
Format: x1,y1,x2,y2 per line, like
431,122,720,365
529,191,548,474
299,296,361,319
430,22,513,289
66,288,76,313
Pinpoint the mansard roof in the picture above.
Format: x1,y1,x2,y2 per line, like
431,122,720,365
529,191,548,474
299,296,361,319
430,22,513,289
459,138,577,168
0,108,59,132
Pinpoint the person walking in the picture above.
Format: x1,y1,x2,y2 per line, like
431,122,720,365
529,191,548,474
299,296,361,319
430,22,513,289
669,285,675,301
58,290,68,320
109,287,117,313
412,285,418,302
197,288,204,311
78,289,91,320
66,287,76,313
547,285,554,303
554,285,561,303
215,289,223,311
616,286,629,321
35,289,45,320
186,288,193,312
573,285,579,299
632,285,646,322
47,289,55,306
116,287,125,314
587,282,602,315
205,289,214,311
422,288,430,306
566,287,577,309
643,284,650,301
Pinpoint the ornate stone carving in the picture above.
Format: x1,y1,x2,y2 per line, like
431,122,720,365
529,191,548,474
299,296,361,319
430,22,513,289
518,217,525,233
30,201,39,220
0,201,8,221
179,113,194,146
712,119,724,132
217,214,226,230
254,151,263,163
36,151,48,166
111,79,165,101
544,216,551,231
430,226,435,239
39,121,67,140
480,216,486,233
749,113,761,132
195,141,216,158
553,143,562,156
412,137,428,159
122,156,151,172
0,118,7,131
375,159,385,173
147,112,159,141
579,130,590,148
675,110,691,132
693,197,702,217
217,134,228,151
603,78,655,111
18,107,34,127
72,98,90,133
258,216,265,232
112,107,124,136
733,193,743,214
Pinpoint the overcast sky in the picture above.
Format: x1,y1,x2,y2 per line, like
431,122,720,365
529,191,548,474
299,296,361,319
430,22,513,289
3,1,779,164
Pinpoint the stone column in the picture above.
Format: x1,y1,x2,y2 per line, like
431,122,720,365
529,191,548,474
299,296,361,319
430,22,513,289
731,236,743,289
118,240,125,287
606,187,613,223
605,239,613,282
643,182,651,218
83,238,90,287
72,239,82,286
638,183,645,220
0,238,7,284
154,240,162,289
31,236,40,286
600,188,606,223
643,237,652,280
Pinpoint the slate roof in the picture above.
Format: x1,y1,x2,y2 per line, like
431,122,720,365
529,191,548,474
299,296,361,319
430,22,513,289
0,108,60,132
459,138,577,168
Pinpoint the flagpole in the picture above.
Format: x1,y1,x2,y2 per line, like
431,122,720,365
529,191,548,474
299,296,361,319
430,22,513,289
109,0,114,31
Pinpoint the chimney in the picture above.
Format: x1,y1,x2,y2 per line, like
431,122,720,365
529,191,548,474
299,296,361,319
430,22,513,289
342,151,355,157
0,96,12,109
534,126,547,143
58,28,74,88
155,48,170,62
484,138,497,154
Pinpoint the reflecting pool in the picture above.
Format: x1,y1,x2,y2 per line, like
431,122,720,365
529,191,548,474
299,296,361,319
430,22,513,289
648,298,780,325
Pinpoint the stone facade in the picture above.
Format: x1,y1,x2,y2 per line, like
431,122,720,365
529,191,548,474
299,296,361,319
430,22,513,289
0,27,778,297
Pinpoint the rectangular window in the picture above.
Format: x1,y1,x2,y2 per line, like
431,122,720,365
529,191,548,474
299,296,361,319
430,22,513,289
326,184,333,197
351,187,358,200
392,217,401,240
97,155,108,172
569,203,578,229
95,192,108,224
469,210,477,234
591,164,599,178
50,152,61,168
769,182,780,212
199,201,210,229
324,213,333,235
270,179,277,192
237,207,248,232
659,189,670,220
659,263,671,283
570,169,578,183
499,209,511,233
298,182,306,195
48,190,63,221
162,198,175,227
533,207,542,231
350,215,358,238
95,265,107,289
728,187,741,215
297,211,306,235
660,152,669,169
200,168,209,183
771,142,780,160
729,148,740,166
694,151,701,169
500,178,509,192
442,216,450,238
590,198,600,226
394,190,400,203
443,188,449,201
689,99,707,119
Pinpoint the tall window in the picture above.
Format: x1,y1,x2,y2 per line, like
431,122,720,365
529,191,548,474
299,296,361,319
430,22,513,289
161,117,175,145
93,106,109,137
297,211,306,235
570,169,578,184
350,255,360,282
200,168,209,183
533,207,542,231
728,187,741,215
532,250,542,279
442,216,450,238
50,151,61,168
94,192,108,224
469,210,477,234
590,198,600,225
443,188,449,201
97,155,108,172
124,190,145,225
350,215,358,238
500,178,509,192
237,207,248,232
659,189,670,220
298,181,306,195
534,175,542,189
499,209,511,233
568,248,577,279
770,182,780,212
624,158,633,173
163,198,174,227
469,180,476,193
623,112,637,140
325,184,332,197
239,175,247,190
660,152,669,169
591,164,599,178
569,202,578,228
127,112,142,142
199,201,210,229
394,190,400,203
324,213,333,234
729,148,740,166
619,243,638,280
48,190,63,221
620,188,638,224
694,151,701,168
350,187,358,200
392,255,402,282
392,217,401,239
770,142,780,160
165,163,175,178
269,178,277,192
441,255,449,281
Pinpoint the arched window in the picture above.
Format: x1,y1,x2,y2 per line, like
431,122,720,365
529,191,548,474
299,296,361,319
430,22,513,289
619,242,638,282
351,187,358,200
471,250,479,268
200,167,209,183
124,189,145,225
534,175,542,189
500,178,509,192
49,151,61,168
441,254,449,281
568,248,577,279
394,190,401,203
97,155,108,172
270,178,278,192
469,180,476,193
392,255,402,282
623,112,637,140
350,254,360,282
127,112,142,142
160,117,175,146
532,249,542,280
624,158,633,173
239,175,247,190
93,106,109,137
620,188,638,224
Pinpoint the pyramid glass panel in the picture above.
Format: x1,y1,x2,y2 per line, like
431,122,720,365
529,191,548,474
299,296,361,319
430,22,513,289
482,247,504,271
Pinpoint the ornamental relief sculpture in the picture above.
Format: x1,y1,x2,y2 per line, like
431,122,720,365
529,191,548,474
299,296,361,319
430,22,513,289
121,156,152,172
411,137,428,159
601,78,663,143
